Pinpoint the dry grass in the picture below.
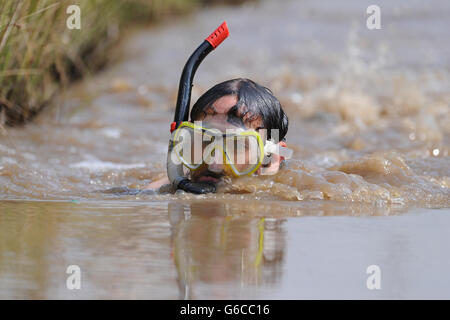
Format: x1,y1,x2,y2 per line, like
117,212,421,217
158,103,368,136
0,0,202,126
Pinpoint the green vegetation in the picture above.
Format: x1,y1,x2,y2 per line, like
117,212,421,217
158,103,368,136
0,0,207,126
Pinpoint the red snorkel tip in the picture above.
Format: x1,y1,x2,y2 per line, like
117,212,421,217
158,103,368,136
205,21,229,49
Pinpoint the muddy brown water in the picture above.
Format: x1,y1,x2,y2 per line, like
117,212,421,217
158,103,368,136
1,0,449,299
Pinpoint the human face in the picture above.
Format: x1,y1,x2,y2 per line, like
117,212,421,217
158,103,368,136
190,95,267,184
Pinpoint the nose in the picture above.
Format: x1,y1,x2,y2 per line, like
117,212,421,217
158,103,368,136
208,158,224,173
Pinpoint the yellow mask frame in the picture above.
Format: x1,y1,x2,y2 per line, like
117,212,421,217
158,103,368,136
172,121,265,177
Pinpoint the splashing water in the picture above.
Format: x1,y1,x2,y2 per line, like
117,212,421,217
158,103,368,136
0,1,449,209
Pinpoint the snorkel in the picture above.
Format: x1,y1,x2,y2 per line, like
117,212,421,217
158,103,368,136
167,21,229,194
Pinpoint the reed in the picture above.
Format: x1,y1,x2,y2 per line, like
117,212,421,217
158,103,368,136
0,0,202,126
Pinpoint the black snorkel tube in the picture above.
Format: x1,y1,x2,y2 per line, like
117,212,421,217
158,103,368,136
167,21,229,194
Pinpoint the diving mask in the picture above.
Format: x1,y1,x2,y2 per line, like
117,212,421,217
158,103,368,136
170,121,292,177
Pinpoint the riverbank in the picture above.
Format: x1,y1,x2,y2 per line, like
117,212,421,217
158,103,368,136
0,0,241,127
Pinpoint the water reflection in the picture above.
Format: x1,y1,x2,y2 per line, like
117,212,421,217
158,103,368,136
168,202,285,299
0,201,66,299
0,200,288,299
1,200,449,299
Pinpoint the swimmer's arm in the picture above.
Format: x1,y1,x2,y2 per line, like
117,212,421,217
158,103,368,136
143,176,169,190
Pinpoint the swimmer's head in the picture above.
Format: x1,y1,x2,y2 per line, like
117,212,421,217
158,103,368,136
191,78,288,140
189,78,289,183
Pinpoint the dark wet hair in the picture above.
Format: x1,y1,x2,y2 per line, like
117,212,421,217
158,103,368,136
190,78,288,141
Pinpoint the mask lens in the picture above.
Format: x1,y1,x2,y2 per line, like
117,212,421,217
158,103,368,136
224,134,262,175
174,123,263,176
173,126,204,169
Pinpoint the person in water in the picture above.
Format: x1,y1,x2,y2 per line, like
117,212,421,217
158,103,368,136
145,78,290,191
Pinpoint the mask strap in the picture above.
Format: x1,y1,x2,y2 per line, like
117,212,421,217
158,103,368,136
264,140,293,160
